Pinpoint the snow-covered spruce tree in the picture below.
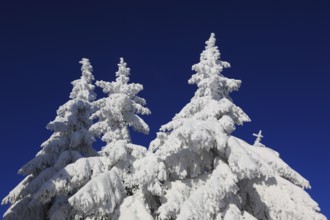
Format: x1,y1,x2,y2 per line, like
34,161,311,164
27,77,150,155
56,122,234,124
2,58,97,219
124,33,326,220
33,58,151,219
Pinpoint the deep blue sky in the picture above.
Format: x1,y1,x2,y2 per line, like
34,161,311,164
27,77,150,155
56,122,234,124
1,0,329,218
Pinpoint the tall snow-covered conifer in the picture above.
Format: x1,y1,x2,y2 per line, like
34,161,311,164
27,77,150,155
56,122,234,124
125,33,327,220
90,57,151,148
33,58,151,219
2,58,97,220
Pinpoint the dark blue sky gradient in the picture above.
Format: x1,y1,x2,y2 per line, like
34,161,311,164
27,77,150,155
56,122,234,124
1,0,329,217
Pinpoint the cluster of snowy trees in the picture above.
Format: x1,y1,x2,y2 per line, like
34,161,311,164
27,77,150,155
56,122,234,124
3,34,327,220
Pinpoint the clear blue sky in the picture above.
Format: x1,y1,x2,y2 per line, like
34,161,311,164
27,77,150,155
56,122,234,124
1,0,329,217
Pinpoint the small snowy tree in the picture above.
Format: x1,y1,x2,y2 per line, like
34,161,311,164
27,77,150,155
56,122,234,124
126,33,327,220
2,58,97,220
33,58,151,219
253,130,264,147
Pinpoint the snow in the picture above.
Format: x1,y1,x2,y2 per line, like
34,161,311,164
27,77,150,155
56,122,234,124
2,58,97,220
157,181,192,220
235,137,310,188
2,175,33,205
239,176,325,220
30,57,152,219
116,195,154,220
177,159,238,220
2,196,45,220
226,136,274,180
126,152,167,198
252,130,264,146
2,34,327,220
90,58,151,144
70,58,97,101
68,169,125,216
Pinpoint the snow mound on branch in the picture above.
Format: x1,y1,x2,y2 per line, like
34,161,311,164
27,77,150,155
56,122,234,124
177,159,238,220
116,195,154,220
239,176,325,220
234,137,310,189
35,156,112,203
68,169,125,216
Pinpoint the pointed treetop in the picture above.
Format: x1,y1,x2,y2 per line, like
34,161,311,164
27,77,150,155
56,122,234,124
69,58,96,102
253,130,264,146
79,58,94,80
114,57,131,85
116,57,130,78
189,33,236,100
202,32,220,62
96,58,145,98
79,57,91,68
205,32,216,49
